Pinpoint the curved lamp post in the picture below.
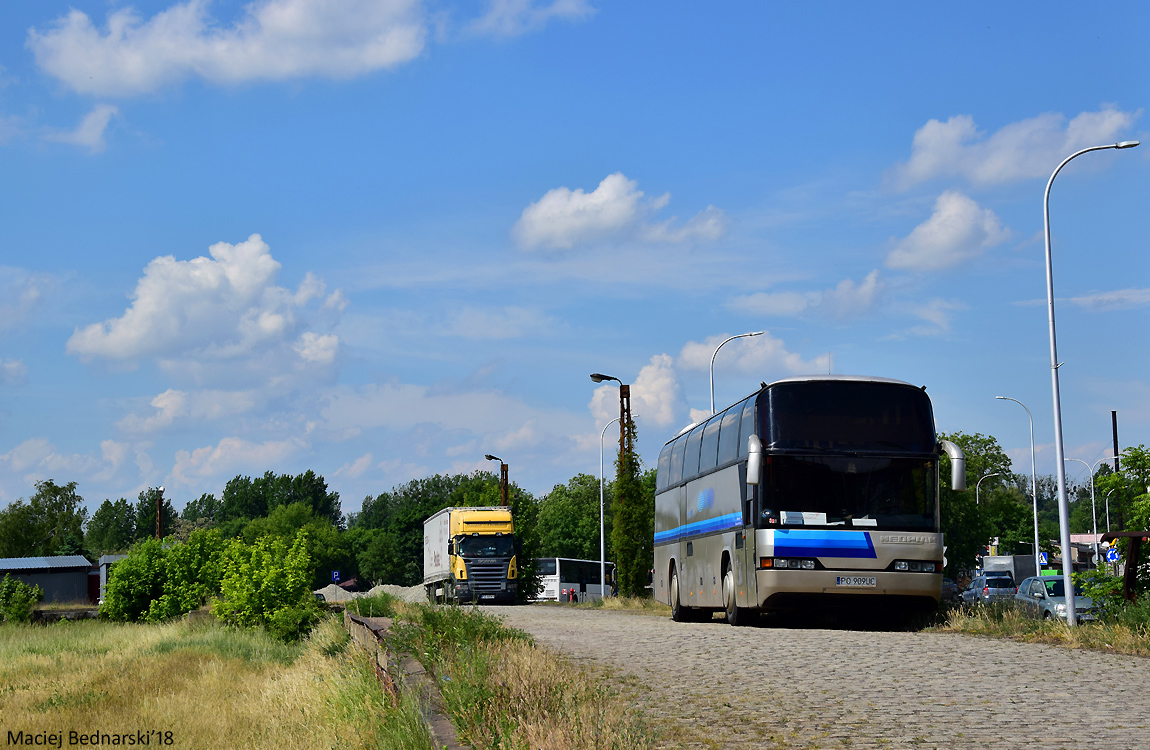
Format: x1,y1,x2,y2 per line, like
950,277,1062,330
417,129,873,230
484,454,508,506
1044,139,1139,625
591,372,632,460
710,331,763,415
996,396,1042,578
598,417,620,599
1065,456,1118,566
975,472,1006,506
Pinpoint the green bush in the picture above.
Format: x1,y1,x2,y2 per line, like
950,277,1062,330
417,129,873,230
345,593,397,619
1116,597,1150,633
1074,568,1126,616
100,530,226,622
213,530,320,641
0,574,44,623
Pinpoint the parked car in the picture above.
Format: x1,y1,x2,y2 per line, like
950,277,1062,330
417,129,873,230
960,573,1017,606
940,577,960,603
1013,576,1096,623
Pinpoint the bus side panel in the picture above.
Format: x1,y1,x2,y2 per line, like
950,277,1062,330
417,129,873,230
653,487,678,606
682,465,742,609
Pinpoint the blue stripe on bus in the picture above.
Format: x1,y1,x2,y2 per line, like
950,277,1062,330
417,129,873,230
772,529,876,558
654,512,742,544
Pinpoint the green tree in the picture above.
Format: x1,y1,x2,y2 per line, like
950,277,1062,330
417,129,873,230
214,530,320,641
0,480,89,558
241,502,357,589
610,417,652,597
938,432,1011,575
133,487,177,541
86,498,136,556
181,493,221,524
538,473,613,560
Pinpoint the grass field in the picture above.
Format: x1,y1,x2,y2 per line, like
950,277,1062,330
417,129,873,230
0,615,432,750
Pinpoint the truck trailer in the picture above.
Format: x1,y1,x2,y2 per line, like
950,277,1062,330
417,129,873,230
423,506,517,604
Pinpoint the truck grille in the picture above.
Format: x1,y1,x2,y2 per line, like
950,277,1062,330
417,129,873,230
466,559,508,592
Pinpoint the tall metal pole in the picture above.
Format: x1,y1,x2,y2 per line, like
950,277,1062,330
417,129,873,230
709,331,763,415
1104,489,1114,533
996,396,1041,577
154,486,165,540
975,472,1005,506
1112,411,1120,472
1043,139,1139,625
600,417,620,599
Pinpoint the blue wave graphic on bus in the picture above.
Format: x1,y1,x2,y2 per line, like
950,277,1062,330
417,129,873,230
654,511,741,544
686,487,715,519
773,530,876,559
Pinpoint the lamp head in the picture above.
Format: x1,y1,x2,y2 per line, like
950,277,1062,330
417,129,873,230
1115,140,1140,149
158,486,165,494
590,373,616,383
484,454,501,463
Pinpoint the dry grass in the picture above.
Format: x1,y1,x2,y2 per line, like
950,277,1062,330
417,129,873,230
0,616,432,750
933,603,1150,657
576,595,671,617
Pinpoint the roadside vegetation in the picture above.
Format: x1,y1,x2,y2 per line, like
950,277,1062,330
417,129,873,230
575,594,670,616
0,615,432,750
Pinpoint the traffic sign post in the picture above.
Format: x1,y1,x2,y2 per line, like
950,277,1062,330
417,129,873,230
1106,548,1119,563
1039,552,1048,566
332,570,341,583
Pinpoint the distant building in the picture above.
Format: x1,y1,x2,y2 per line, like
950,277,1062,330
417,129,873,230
0,556,95,603
98,555,127,601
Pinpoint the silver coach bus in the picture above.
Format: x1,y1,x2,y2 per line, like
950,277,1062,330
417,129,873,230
653,375,965,624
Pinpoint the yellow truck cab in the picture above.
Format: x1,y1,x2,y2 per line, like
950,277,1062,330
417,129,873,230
423,506,517,604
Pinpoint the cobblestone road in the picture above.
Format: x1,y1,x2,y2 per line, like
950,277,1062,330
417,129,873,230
484,606,1148,750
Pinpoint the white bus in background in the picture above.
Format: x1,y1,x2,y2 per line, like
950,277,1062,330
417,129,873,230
653,375,966,625
535,557,616,602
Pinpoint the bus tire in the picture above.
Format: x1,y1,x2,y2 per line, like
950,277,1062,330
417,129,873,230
723,568,747,626
670,570,688,622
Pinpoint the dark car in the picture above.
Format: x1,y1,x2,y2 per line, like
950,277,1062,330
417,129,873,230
960,573,1016,606
940,577,959,603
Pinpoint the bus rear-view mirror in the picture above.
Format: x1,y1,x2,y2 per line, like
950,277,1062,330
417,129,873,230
746,434,762,485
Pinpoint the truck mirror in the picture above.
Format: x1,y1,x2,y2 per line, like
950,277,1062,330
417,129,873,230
746,434,762,486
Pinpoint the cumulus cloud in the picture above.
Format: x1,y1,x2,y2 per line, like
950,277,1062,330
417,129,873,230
679,332,830,378
468,0,595,37
28,0,426,97
885,191,1009,271
730,270,882,318
65,234,342,371
512,172,727,250
589,354,682,429
889,107,1139,189
1,359,28,386
42,104,118,153
116,388,260,432
171,435,305,484
0,437,120,480
334,452,373,479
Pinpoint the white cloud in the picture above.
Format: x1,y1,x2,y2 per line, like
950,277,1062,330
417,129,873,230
898,298,964,338
28,0,427,97
334,452,373,479
730,270,882,318
171,436,305,484
0,267,54,332
468,0,594,37
512,172,727,250
66,234,342,371
679,332,830,378
116,388,261,432
590,354,683,429
0,437,121,481
885,191,1009,271
1067,288,1150,312
42,104,118,153
889,107,1139,189
1,359,28,386
448,306,553,339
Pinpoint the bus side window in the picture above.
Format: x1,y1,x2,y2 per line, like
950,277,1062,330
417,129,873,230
738,397,756,458
656,445,671,491
699,417,721,473
716,404,742,466
683,425,705,480
669,437,686,485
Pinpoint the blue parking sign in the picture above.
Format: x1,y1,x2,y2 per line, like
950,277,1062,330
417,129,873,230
1106,548,1120,563
332,570,341,583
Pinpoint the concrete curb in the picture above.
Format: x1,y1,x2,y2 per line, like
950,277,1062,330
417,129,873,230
344,611,469,750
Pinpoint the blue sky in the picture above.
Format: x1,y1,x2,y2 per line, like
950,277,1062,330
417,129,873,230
0,1,1147,516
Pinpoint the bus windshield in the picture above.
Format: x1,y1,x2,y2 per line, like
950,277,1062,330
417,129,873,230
764,381,935,453
458,535,515,558
763,455,937,531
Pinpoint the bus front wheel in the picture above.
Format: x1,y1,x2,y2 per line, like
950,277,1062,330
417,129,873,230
670,570,688,622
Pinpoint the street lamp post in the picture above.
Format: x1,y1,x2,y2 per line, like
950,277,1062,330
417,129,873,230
590,373,632,461
996,396,1041,577
1065,456,1117,566
975,472,1006,506
484,455,508,506
155,486,165,540
1104,488,1115,533
1043,138,1139,625
709,332,763,415
599,417,620,599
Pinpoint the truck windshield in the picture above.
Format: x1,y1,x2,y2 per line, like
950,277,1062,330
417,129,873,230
458,535,515,557
763,455,937,531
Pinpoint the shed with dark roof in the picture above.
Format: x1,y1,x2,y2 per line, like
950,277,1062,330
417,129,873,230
0,556,95,603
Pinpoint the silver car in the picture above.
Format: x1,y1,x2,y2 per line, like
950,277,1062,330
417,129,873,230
960,573,1016,606
1014,576,1096,623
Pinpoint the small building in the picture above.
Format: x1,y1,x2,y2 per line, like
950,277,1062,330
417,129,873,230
0,556,95,604
98,555,127,601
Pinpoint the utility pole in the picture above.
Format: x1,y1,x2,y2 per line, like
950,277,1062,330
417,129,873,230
1112,411,1120,472
155,486,165,540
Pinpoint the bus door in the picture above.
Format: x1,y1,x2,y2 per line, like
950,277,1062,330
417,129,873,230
735,461,758,606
